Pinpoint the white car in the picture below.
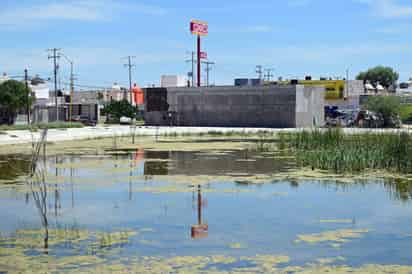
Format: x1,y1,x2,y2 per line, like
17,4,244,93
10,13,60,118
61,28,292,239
119,116,132,125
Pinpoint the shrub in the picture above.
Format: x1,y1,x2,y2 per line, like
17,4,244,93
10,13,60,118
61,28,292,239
366,96,401,127
400,104,412,123
102,100,137,123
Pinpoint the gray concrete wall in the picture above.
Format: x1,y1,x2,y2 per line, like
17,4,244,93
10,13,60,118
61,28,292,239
144,85,324,128
347,80,364,96
168,86,297,128
295,86,325,128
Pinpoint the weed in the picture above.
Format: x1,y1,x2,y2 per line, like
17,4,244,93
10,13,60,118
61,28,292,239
282,129,412,174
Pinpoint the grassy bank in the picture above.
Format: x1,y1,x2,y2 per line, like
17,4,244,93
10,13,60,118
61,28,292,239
0,122,84,131
279,129,412,174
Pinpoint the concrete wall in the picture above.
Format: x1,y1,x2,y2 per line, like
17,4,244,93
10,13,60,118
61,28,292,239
347,80,364,97
32,106,66,123
144,85,324,128
295,86,325,127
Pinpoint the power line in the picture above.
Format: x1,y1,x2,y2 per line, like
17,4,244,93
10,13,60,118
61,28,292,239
60,82,112,90
123,56,136,102
47,48,61,121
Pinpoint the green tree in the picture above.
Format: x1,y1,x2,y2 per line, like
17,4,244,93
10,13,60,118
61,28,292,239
0,80,34,125
356,66,399,89
102,100,137,123
366,96,401,127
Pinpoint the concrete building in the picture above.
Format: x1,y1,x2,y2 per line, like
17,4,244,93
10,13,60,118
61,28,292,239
30,76,50,106
161,75,189,88
325,80,364,110
144,85,324,128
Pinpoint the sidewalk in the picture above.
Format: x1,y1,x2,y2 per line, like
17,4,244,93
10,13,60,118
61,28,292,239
0,125,287,146
0,125,410,146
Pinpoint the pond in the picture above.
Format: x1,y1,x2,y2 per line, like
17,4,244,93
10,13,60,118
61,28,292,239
0,140,412,273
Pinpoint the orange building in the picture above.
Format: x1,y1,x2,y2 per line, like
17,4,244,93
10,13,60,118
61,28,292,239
132,84,144,105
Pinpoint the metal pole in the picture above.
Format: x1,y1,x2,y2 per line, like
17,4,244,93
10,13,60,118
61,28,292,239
128,56,133,104
197,35,201,87
197,185,202,225
192,51,195,87
53,49,59,121
24,69,30,125
69,62,74,122
206,63,209,87
346,69,349,99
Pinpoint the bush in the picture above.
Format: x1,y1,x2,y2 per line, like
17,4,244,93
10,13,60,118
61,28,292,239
102,100,137,123
366,96,401,127
400,104,412,124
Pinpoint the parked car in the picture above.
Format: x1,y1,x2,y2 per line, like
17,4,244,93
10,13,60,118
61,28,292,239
71,115,97,126
325,107,357,128
119,116,132,125
354,110,384,128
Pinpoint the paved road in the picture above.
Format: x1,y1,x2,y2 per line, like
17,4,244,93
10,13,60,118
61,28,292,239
0,125,410,146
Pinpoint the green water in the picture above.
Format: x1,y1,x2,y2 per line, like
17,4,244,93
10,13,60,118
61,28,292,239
0,146,412,273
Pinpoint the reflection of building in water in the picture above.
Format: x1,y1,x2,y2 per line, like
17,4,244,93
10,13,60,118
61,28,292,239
191,185,208,239
141,150,292,176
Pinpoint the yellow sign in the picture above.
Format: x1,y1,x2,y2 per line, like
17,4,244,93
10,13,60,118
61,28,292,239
300,80,345,100
275,80,345,100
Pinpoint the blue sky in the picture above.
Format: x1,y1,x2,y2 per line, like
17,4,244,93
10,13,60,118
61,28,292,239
1,0,412,89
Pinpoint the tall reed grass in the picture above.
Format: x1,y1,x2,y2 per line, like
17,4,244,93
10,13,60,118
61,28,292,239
280,129,412,174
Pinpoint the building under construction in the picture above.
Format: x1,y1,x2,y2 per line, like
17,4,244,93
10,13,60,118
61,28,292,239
144,85,324,128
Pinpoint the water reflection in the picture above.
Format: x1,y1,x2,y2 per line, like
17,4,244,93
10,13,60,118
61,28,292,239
1,146,412,270
1,148,412,204
0,155,31,181
191,185,208,240
29,157,49,253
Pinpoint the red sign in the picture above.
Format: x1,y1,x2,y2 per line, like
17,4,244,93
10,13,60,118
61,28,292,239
190,20,208,36
200,51,207,59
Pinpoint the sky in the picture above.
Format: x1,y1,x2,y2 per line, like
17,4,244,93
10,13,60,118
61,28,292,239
0,0,412,90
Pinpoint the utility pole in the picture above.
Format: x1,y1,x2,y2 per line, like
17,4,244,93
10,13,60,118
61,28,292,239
345,69,349,99
256,65,263,80
185,51,195,87
70,63,74,119
123,56,136,103
24,68,30,125
202,61,215,87
264,68,274,82
48,48,61,121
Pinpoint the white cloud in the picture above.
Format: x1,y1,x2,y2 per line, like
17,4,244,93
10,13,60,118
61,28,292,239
355,0,412,18
0,46,182,75
375,24,411,34
0,0,167,29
